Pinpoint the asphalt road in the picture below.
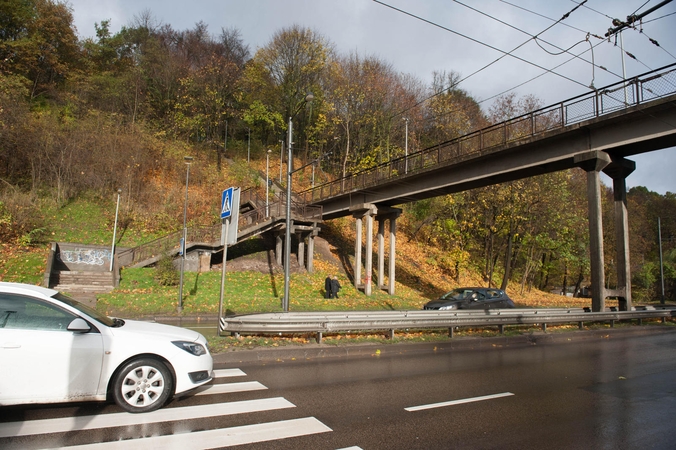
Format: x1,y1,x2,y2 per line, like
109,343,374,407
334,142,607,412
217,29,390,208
2,327,676,449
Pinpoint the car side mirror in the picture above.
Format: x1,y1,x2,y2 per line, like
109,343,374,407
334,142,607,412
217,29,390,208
67,318,91,333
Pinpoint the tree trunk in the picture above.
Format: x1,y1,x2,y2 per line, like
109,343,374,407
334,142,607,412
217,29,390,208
500,229,513,290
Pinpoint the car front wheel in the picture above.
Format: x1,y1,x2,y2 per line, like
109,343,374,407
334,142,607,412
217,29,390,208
112,358,174,413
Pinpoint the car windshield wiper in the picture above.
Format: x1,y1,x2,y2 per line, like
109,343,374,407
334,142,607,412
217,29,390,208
112,317,125,328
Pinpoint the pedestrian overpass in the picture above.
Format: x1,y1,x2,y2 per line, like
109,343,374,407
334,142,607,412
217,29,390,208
300,63,676,312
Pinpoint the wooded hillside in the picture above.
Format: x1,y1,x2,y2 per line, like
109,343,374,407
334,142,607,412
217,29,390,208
1,0,675,302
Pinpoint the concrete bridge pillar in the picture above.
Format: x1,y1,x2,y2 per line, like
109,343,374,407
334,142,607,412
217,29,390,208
295,225,319,273
376,207,402,295
306,228,318,273
275,232,283,266
575,151,611,312
298,235,305,269
351,204,377,295
604,158,635,311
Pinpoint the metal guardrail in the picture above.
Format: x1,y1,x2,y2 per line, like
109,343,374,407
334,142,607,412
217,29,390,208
301,63,676,204
219,307,675,342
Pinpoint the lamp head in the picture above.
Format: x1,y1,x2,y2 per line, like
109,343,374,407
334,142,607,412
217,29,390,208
184,156,194,163
305,92,314,103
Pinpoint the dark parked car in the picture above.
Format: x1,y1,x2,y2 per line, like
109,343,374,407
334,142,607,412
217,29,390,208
423,287,515,310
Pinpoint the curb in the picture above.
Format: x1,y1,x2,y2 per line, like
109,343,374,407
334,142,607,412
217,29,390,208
211,325,676,365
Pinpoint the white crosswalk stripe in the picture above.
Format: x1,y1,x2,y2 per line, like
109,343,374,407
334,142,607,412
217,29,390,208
49,417,332,449
193,381,267,396
213,368,246,378
1,397,295,438
0,367,334,448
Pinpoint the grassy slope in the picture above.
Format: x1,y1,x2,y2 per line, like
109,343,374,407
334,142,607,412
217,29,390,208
0,196,590,317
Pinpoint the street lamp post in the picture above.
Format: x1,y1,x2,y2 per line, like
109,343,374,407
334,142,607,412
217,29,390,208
283,92,314,312
266,149,272,218
109,188,122,271
178,156,194,312
403,117,409,174
279,140,284,183
247,127,251,163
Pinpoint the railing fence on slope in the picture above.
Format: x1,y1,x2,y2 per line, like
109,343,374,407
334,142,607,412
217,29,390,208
121,187,322,267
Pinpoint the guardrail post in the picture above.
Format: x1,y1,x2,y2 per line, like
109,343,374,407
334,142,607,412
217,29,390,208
388,329,395,340
316,331,323,344
448,327,454,338
498,324,504,335
542,323,547,332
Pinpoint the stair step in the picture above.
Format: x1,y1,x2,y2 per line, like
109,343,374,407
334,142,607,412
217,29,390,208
50,270,115,293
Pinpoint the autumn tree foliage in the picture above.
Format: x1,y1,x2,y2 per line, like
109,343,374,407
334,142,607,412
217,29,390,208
0,0,675,301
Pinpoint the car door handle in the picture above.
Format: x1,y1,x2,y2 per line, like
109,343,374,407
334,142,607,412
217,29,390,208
1,343,21,349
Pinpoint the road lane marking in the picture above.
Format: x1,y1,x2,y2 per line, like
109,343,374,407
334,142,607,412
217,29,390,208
48,417,332,449
405,392,514,412
193,381,267,396
0,397,295,438
213,368,246,378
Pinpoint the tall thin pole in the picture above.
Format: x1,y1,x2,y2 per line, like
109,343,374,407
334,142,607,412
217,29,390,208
279,140,283,183
659,217,665,304
224,120,228,156
109,189,122,271
217,219,229,336
178,156,193,312
247,127,251,163
620,31,628,105
283,118,293,312
266,149,271,218
404,117,409,173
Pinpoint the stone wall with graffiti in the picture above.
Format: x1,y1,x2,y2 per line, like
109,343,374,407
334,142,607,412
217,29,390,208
54,243,117,271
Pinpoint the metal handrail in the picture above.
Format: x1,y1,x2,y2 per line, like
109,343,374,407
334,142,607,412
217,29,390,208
219,307,674,341
120,189,322,267
301,63,676,204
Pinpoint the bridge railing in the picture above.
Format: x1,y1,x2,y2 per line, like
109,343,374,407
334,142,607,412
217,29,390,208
301,63,676,204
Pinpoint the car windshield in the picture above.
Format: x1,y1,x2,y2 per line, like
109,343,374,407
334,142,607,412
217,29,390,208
440,289,475,300
52,292,116,327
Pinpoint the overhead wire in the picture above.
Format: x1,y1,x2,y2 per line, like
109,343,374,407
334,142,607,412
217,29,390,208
427,36,610,124
372,0,592,118
643,10,676,23
506,0,658,72
631,0,652,16
453,0,621,85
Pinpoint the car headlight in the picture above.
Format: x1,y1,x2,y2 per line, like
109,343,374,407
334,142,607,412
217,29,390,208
172,341,207,356
438,305,456,310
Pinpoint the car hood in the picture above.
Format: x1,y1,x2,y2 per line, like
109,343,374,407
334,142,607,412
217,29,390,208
424,299,466,308
110,319,202,342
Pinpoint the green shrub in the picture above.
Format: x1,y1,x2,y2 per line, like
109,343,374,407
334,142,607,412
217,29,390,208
154,254,179,286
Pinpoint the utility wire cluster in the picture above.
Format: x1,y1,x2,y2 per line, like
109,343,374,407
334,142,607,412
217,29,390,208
372,0,675,123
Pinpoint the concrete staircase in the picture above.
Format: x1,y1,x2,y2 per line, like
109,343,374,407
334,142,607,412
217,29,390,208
50,270,115,294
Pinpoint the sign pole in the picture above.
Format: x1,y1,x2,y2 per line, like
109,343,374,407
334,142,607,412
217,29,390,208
218,218,229,336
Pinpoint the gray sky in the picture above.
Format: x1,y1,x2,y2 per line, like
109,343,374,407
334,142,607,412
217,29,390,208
67,0,676,194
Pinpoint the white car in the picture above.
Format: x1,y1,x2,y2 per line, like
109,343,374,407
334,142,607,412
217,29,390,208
0,282,213,413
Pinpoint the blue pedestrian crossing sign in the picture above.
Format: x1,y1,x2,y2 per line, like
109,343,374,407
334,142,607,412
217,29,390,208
221,187,233,219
